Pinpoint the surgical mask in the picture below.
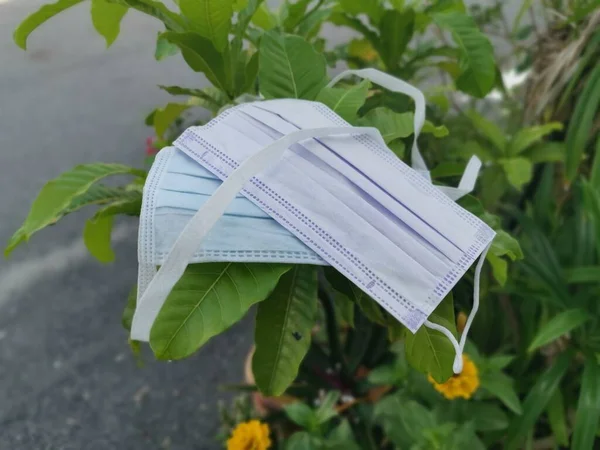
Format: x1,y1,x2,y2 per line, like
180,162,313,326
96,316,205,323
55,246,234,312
132,69,495,374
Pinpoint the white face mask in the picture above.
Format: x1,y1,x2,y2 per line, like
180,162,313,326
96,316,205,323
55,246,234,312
132,69,495,374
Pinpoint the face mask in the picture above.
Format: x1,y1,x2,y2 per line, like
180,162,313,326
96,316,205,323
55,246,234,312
137,144,328,310
132,69,495,374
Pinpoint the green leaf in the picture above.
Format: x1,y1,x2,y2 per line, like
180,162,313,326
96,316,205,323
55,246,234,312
91,0,128,47
151,102,191,138
316,80,370,123
486,252,508,286
83,215,115,263
546,389,569,447
315,391,341,424
508,122,563,156
179,0,233,51
122,285,137,331
465,110,506,152
565,64,600,181
499,157,533,190
472,403,509,431
572,357,600,450
405,293,457,382
6,165,144,257
84,192,140,264
161,31,228,93
285,431,319,450
505,351,573,450
358,108,448,144
107,0,184,31
527,309,589,353
14,0,85,49
149,263,291,359
252,265,318,396
333,292,354,327
491,230,523,261
525,141,566,164
375,394,436,446
284,402,317,430
338,0,383,22
565,266,600,284
251,3,278,30
378,10,415,69
155,33,179,60
480,371,522,415
433,12,496,98
258,31,327,100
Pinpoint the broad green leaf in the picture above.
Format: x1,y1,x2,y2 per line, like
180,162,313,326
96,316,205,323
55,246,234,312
572,357,600,450
471,403,509,431
285,431,319,450
315,80,370,123
358,108,448,144
252,265,318,396
179,0,234,51
155,33,179,60
525,141,565,164
466,110,506,152
150,263,291,359
83,215,115,263
259,31,327,100
480,371,522,415
333,292,354,327
281,0,311,31
499,157,533,190
161,32,228,93
284,403,317,430
546,389,569,447
328,420,359,449
338,0,383,22
107,0,185,31
315,391,340,424
565,64,600,181
565,266,600,284
485,354,515,371
91,0,128,47
14,0,85,49
486,252,508,286
527,309,589,353
151,102,191,138
375,394,436,447
508,122,563,156
505,351,573,450
433,12,496,98
6,165,144,257
378,10,415,69
251,3,278,30
405,293,456,382
491,230,523,260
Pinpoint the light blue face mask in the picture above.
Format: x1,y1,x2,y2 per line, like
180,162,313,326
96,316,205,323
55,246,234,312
133,69,495,374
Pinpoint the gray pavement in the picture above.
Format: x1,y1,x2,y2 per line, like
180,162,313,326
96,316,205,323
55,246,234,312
0,2,251,449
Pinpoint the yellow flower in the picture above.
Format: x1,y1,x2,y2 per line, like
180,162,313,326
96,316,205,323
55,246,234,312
428,354,480,400
227,420,271,450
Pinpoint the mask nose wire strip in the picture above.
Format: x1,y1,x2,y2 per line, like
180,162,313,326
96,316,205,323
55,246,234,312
424,241,492,374
130,126,385,342
327,68,429,180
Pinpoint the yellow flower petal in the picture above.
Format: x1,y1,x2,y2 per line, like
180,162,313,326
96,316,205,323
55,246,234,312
428,354,480,400
227,420,272,450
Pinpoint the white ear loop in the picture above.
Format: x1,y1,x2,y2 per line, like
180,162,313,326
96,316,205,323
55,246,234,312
424,241,492,374
130,126,386,342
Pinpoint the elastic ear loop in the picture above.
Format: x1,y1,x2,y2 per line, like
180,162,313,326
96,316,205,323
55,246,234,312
424,241,492,374
130,126,387,342
327,68,430,180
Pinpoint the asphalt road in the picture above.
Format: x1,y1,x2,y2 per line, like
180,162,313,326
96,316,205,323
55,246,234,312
0,2,253,449
0,0,521,449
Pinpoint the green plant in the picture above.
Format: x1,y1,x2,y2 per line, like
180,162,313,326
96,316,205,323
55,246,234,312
8,0,600,449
